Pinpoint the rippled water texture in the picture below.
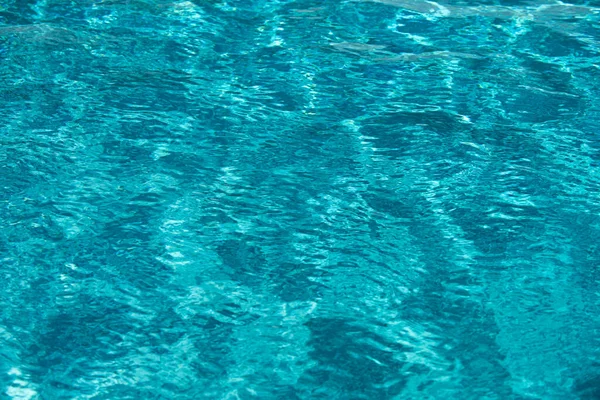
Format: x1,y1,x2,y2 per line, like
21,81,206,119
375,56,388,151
1,0,600,398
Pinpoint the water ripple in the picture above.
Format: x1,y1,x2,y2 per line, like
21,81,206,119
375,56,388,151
1,0,600,398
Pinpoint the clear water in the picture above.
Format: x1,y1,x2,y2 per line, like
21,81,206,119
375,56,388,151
1,0,600,398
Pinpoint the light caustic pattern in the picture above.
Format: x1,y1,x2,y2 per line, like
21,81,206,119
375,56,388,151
1,0,600,398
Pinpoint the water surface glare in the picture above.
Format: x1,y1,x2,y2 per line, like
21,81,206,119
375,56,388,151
1,0,600,398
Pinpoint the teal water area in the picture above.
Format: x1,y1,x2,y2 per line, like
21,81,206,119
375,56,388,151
1,0,600,398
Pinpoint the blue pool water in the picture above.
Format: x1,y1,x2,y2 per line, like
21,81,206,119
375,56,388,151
1,0,600,398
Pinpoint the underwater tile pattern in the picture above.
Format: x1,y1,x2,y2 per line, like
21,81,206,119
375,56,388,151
1,0,600,398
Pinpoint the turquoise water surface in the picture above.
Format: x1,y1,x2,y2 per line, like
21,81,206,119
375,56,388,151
1,0,600,398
